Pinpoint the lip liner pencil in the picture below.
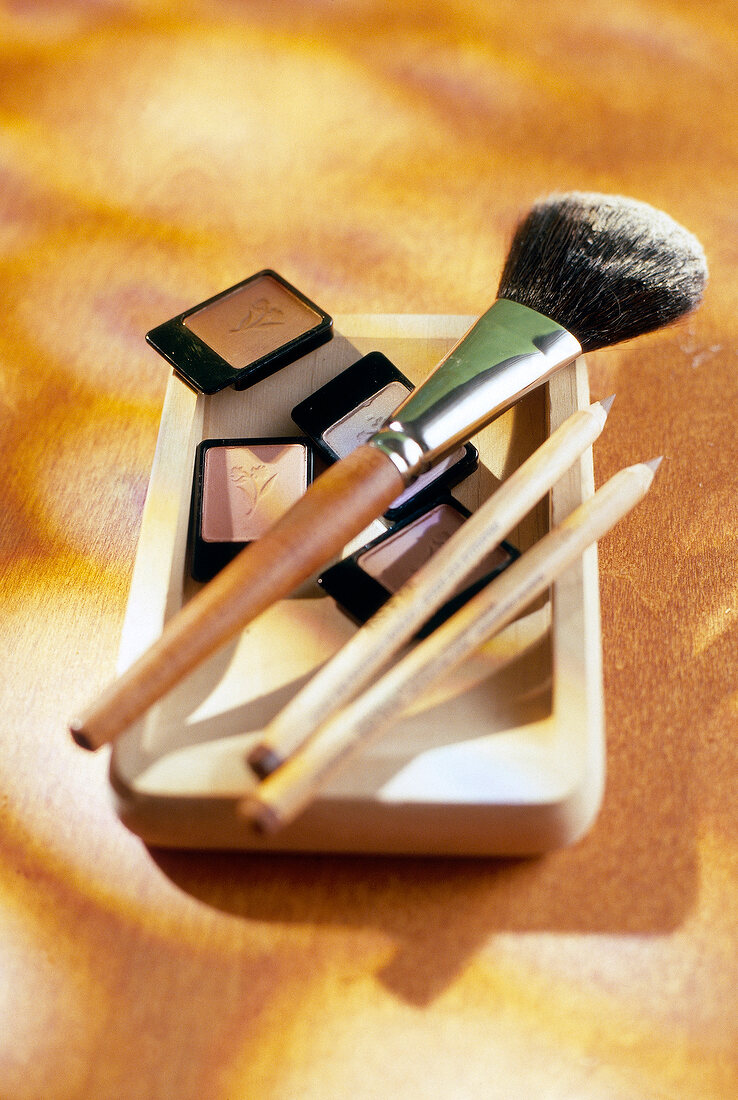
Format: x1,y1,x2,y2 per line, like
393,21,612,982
247,396,614,780
240,457,661,834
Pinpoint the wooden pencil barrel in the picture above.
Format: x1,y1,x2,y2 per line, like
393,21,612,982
243,460,657,833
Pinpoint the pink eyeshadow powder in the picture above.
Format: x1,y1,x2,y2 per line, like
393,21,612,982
183,274,320,369
201,443,309,542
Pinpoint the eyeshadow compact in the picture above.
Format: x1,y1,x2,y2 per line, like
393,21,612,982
146,269,333,394
291,351,478,521
318,499,518,637
190,437,316,581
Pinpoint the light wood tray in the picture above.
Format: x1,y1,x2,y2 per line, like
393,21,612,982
109,315,604,854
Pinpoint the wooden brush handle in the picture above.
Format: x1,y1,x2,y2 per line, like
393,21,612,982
71,444,405,750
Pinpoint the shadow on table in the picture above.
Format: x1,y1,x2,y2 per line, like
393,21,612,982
152,691,699,1008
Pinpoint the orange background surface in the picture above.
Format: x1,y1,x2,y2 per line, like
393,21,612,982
0,2,736,1097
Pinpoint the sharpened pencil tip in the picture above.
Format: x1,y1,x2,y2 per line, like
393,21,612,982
644,456,664,472
599,394,616,414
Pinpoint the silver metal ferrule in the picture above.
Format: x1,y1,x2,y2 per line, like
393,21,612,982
368,299,581,482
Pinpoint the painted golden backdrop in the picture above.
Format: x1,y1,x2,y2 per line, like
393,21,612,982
0,2,735,1098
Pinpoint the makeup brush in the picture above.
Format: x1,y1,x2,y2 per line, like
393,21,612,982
70,192,706,750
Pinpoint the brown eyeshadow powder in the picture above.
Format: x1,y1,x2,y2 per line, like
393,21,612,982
359,503,510,594
183,274,321,369
359,504,466,592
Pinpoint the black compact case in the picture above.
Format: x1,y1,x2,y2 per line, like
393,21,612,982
146,269,333,394
291,351,478,521
318,498,519,638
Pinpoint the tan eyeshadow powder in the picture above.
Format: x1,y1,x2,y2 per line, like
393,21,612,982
183,274,320,369
201,443,309,542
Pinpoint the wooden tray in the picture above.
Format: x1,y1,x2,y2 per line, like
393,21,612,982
109,315,604,854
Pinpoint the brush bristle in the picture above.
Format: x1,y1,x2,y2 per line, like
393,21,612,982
497,192,708,352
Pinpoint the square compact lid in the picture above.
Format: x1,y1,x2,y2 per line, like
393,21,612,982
146,269,332,394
